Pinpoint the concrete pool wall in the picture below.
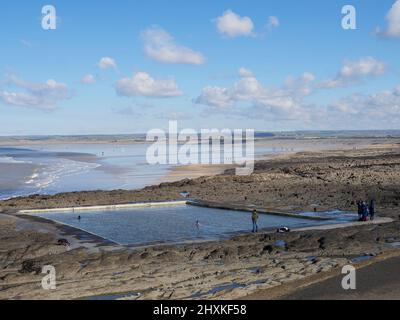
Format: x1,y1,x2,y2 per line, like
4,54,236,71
16,200,362,247
18,199,331,221
18,200,188,214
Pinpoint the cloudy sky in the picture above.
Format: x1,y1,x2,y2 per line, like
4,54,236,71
1,0,400,135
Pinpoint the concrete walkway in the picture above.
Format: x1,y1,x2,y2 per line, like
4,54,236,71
283,255,400,300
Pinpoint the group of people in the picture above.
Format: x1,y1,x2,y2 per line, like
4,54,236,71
357,199,375,221
196,201,376,235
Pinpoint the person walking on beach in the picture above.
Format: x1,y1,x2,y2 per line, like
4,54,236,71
369,199,376,221
252,210,259,233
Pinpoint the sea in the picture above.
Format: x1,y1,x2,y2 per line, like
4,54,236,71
0,141,282,200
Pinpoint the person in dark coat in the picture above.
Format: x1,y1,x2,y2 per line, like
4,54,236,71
361,201,369,221
357,200,363,221
369,200,376,221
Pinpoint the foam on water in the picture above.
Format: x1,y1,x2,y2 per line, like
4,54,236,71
32,158,101,192
0,142,299,200
0,156,29,164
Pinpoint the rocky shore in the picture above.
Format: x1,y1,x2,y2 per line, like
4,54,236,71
1,141,400,300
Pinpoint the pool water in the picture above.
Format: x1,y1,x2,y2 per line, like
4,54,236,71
35,205,353,246
299,210,358,221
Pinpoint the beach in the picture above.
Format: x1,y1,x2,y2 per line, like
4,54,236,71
0,137,388,200
0,137,400,299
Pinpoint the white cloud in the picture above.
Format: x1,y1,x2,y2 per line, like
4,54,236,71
142,27,205,65
375,0,400,38
195,68,315,117
340,57,386,77
238,67,254,78
320,57,386,88
115,72,182,98
0,75,69,110
195,62,399,128
195,86,233,108
98,57,117,69
81,74,96,84
216,10,254,37
267,16,280,28
328,85,400,122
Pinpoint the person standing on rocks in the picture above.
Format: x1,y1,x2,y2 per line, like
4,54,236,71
252,210,259,233
369,199,376,221
357,200,363,220
361,201,369,221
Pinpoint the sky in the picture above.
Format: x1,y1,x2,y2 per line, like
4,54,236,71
1,0,400,135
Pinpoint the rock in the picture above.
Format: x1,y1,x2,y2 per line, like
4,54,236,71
57,239,70,246
19,260,42,275
262,245,273,254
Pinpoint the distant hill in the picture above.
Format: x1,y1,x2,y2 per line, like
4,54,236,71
1,130,400,145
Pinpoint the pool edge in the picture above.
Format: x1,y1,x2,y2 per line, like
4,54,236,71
17,200,188,214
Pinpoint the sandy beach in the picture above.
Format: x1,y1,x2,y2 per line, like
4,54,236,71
1,137,400,300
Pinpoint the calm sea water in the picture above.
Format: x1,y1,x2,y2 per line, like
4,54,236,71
0,144,171,200
0,142,281,200
35,205,338,245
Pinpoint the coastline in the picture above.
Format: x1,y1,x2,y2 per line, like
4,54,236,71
1,137,395,202
1,139,400,300
158,136,395,185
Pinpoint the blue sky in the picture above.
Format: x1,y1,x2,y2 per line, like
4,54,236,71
1,0,400,135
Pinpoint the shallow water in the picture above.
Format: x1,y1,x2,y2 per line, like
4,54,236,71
351,255,373,263
299,210,358,221
0,144,170,199
87,292,141,300
191,283,246,298
0,142,280,200
35,205,337,246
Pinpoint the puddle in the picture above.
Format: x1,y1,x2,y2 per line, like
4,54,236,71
86,292,141,300
275,240,287,247
350,255,373,263
191,283,246,298
191,279,269,298
249,279,267,285
306,256,317,262
386,241,400,248
248,267,262,274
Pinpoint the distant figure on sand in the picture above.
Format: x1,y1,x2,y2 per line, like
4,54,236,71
195,220,200,230
252,210,259,233
78,215,81,221
369,199,376,221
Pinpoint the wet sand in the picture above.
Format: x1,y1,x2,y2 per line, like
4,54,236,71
161,137,383,183
1,137,400,300
0,163,39,194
